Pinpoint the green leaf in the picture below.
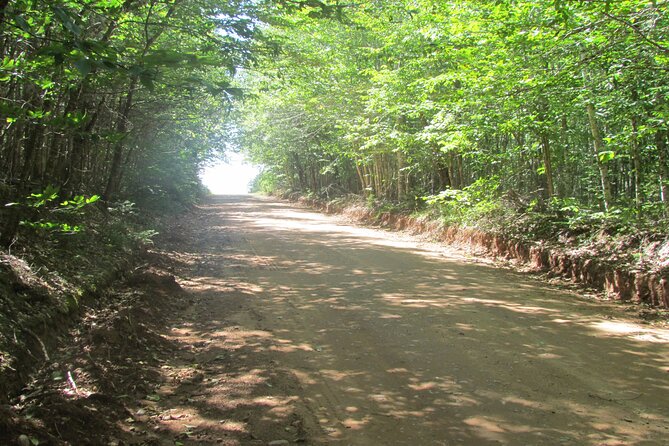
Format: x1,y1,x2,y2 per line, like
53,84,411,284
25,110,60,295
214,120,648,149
598,151,616,163
94,0,124,7
139,71,155,91
28,110,46,119
143,50,186,67
13,15,32,33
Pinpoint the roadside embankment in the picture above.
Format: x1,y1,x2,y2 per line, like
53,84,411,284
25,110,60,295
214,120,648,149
287,194,669,310
0,248,133,404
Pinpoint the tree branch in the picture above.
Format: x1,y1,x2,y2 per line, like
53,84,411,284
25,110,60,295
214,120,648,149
601,10,669,55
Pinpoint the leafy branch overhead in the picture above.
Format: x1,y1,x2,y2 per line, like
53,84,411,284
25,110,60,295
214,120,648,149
2,0,669,246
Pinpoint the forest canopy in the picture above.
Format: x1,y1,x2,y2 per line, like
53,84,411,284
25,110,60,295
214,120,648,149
239,0,669,237
0,0,259,203
1,0,669,244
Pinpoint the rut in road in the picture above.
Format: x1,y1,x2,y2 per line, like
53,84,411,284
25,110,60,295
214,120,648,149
161,195,669,445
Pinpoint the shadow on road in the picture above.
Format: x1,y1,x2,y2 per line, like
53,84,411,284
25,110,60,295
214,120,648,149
148,194,669,445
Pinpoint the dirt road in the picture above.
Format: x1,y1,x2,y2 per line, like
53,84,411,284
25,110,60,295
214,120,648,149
144,194,666,446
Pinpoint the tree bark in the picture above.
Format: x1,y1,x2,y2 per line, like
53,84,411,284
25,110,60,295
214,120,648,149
355,160,367,193
397,150,405,201
655,129,669,215
586,102,613,211
631,117,643,213
0,0,10,20
104,78,137,200
104,0,182,200
540,132,555,198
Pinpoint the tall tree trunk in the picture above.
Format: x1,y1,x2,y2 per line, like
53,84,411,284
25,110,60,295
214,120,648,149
448,152,458,190
355,160,367,193
363,163,372,196
397,150,405,201
539,132,555,198
456,154,465,188
631,117,643,213
104,78,137,200
586,102,613,211
656,129,669,215
373,156,382,197
104,0,182,199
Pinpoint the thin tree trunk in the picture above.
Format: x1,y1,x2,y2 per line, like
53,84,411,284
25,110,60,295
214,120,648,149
355,160,367,193
540,132,555,198
586,102,613,211
631,117,643,213
104,78,137,199
656,129,669,215
104,0,182,200
373,156,382,197
363,163,372,196
457,154,465,188
397,150,404,201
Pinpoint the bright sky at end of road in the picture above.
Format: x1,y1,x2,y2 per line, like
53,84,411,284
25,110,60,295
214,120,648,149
200,152,260,195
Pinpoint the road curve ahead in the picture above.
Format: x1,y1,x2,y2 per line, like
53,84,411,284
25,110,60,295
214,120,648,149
183,195,669,445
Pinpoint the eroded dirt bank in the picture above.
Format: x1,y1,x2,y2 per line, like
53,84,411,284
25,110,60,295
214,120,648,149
296,197,669,309
4,195,669,445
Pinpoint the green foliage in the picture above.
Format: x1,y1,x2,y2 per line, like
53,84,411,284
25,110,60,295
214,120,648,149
25,185,60,208
90,199,159,252
423,178,505,229
8,186,101,235
237,0,669,242
3,0,669,245
1,0,266,231
250,171,285,194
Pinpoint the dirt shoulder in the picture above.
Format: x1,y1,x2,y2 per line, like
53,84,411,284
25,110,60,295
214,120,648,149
3,195,669,445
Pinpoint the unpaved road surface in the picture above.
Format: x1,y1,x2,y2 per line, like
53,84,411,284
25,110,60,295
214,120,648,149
12,194,667,445
153,195,668,446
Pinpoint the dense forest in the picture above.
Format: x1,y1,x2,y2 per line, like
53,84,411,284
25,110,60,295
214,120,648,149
0,0,268,245
241,0,669,238
1,0,669,243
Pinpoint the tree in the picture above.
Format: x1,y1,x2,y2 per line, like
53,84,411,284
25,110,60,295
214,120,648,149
238,0,669,229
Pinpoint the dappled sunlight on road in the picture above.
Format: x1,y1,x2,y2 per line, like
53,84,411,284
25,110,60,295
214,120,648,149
152,195,669,445
591,320,669,343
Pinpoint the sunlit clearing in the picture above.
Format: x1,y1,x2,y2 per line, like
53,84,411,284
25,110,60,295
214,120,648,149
201,152,260,194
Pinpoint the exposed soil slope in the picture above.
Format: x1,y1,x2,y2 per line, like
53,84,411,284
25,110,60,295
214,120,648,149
3,195,669,445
